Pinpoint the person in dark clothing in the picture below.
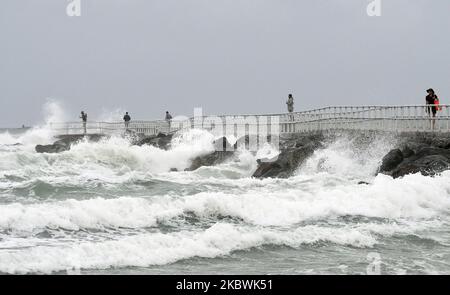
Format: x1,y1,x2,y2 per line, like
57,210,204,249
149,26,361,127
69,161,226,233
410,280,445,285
286,94,294,113
286,94,294,121
165,111,173,131
426,88,438,129
80,111,87,134
123,112,131,130
165,111,173,121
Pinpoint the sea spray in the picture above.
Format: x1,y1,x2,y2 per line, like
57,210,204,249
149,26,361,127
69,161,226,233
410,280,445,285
297,132,398,180
0,99,67,148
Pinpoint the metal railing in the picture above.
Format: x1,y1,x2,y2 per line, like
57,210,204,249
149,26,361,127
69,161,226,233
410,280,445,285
49,105,450,136
49,120,173,136
287,105,450,133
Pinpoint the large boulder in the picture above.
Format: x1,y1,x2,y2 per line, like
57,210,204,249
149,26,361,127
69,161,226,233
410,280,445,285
379,149,404,173
380,145,450,178
400,145,415,159
417,136,450,149
187,151,235,171
36,140,71,153
187,137,235,171
252,159,284,178
136,133,173,150
35,134,106,154
252,138,322,178
392,155,450,178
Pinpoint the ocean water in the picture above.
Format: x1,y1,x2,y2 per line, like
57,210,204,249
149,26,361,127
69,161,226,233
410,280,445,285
1,123,450,275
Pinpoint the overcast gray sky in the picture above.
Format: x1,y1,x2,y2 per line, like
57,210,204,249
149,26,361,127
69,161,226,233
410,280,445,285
0,0,449,127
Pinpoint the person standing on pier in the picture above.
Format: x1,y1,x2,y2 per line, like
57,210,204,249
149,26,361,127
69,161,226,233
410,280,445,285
426,88,438,130
80,111,88,134
165,111,173,132
286,94,294,121
123,112,131,130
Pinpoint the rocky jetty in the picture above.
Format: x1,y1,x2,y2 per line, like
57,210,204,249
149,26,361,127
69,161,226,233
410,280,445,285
378,133,450,178
250,131,450,179
35,129,450,179
35,134,105,153
36,133,174,154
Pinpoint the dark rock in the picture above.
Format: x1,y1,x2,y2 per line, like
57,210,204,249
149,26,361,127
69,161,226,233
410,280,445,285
35,136,90,153
135,136,154,146
252,139,322,178
185,137,236,171
379,149,404,173
405,142,430,155
413,147,450,159
35,134,107,154
35,142,70,154
136,133,173,150
157,135,173,150
401,145,415,159
36,140,71,154
187,151,235,171
425,138,450,149
252,161,284,178
380,142,450,178
57,134,105,144
358,181,370,185
392,155,450,178
252,133,324,178
170,168,178,172
295,141,304,148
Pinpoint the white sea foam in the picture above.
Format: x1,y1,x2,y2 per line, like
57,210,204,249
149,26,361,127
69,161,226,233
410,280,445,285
66,129,215,174
0,128,216,184
298,134,395,180
1,170,449,234
0,197,180,232
0,222,380,274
